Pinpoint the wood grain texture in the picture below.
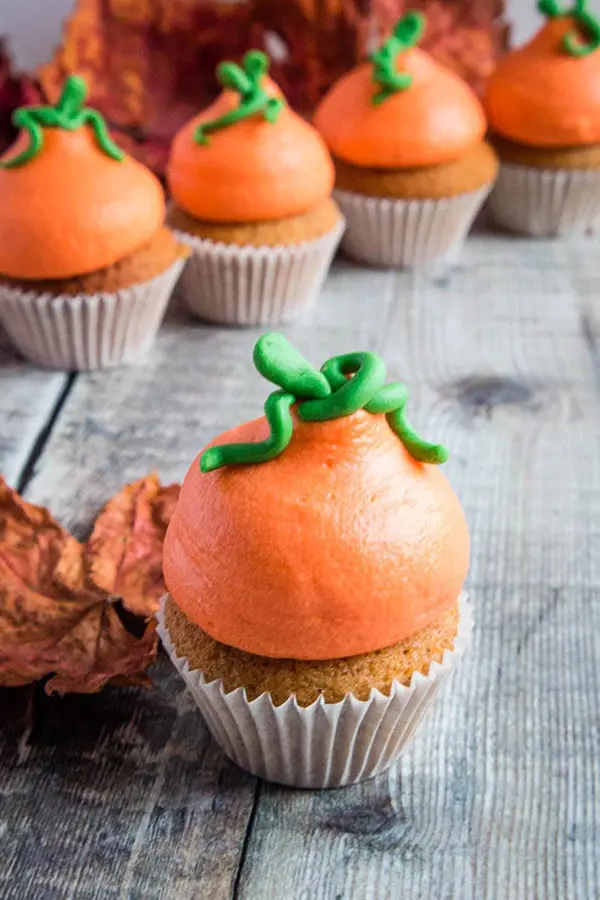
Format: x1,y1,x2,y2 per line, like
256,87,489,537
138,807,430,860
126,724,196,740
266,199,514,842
236,237,600,900
1,236,600,899
0,327,70,488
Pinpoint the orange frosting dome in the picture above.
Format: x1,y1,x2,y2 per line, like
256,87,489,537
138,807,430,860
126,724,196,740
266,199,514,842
167,86,334,223
0,127,165,280
313,49,487,169
486,18,600,148
163,411,469,661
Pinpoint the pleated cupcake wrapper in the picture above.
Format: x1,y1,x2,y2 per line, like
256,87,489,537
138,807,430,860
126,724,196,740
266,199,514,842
334,187,490,269
488,164,600,237
157,592,473,789
173,219,345,326
0,258,186,371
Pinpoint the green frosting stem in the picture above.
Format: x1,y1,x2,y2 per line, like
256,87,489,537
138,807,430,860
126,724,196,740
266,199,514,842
200,391,295,474
369,12,426,106
253,333,331,399
195,50,285,145
538,0,600,56
199,334,449,473
0,75,124,170
387,407,449,465
299,353,387,420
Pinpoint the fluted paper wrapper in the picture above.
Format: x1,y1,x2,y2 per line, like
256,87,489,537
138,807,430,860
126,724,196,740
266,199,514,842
334,187,490,269
488,164,600,236
157,593,473,789
174,220,344,326
0,258,185,371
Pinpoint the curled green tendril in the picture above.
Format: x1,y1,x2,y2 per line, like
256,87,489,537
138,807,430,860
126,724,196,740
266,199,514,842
369,11,426,106
195,50,285,145
201,391,295,473
0,75,124,170
200,334,448,474
538,0,600,56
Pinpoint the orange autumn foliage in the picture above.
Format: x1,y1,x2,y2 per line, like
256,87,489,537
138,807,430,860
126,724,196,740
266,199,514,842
168,85,334,222
164,411,469,661
486,16,600,147
0,127,165,280
0,475,179,693
314,48,487,169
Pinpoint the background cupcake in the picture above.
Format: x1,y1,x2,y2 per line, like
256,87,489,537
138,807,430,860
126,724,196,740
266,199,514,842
159,333,473,788
486,0,600,236
166,51,344,326
313,12,498,269
0,76,187,371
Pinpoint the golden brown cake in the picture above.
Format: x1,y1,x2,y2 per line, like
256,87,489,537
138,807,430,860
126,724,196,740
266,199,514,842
165,596,460,707
167,199,340,248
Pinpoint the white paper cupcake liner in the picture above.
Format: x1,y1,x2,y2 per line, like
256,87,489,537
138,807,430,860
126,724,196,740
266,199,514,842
0,257,186,371
157,592,473,789
173,219,345,326
488,164,600,236
334,187,490,269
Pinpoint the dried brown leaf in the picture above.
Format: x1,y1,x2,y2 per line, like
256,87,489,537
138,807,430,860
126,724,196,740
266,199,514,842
0,474,179,694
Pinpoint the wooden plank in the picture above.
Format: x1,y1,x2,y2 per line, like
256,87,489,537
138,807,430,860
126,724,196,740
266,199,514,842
0,305,269,900
1,239,600,899
0,327,70,488
0,661,257,900
234,237,600,900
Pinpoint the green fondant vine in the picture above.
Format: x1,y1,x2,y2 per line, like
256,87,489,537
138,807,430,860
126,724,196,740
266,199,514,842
0,75,124,170
538,0,600,56
200,333,448,474
195,50,284,145
369,12,426,106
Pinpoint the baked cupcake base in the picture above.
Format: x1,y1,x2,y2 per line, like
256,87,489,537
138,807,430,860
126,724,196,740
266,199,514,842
0,262,186,371
157,592,473,788
0,228,188,370
488,164,600,237
169,202,344,326
335,187,490,269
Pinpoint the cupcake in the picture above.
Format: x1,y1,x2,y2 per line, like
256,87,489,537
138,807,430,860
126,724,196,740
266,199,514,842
313,12,498,269
166,51,344,326
159,333,473,788
0,76,188,371
486,0,600,236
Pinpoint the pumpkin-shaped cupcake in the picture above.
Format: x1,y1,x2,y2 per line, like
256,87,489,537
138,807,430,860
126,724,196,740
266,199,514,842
486,0,600,236
159,333,473,788
0,76,188,370
166,51,344,326
313,12,498,269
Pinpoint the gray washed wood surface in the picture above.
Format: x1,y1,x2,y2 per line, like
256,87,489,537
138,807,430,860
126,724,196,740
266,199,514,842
1,235,599,899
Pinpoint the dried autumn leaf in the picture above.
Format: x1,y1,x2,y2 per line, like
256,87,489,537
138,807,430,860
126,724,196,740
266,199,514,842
0,37,40,155
0,474,179,694
88,474,180,617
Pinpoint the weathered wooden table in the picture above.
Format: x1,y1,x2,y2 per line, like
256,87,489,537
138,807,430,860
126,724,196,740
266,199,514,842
1,232,599,900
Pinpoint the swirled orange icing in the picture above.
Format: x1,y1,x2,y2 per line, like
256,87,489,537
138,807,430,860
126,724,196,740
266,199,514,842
0,127,165,280
313,49,487,169
485,17,600,147
163,410,469,660
167,84,334,223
